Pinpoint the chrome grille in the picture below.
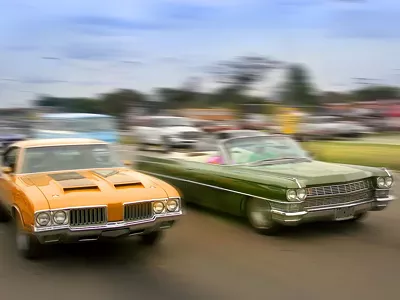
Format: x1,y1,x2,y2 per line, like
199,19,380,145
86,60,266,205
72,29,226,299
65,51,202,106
182,131,198,139
124,202,154,221
306,179,372,197
70,207,107,226
304,190,374,209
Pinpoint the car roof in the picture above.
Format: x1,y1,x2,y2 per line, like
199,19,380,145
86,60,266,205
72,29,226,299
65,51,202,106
12,138,107,148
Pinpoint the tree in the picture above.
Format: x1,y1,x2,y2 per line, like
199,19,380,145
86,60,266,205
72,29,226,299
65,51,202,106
350,86,399,102
99,89,148,118
279,63,319,108
211,55,282,93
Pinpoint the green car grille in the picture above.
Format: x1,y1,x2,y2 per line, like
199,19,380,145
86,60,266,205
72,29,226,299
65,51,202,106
304,190,374,209
306,179,372,197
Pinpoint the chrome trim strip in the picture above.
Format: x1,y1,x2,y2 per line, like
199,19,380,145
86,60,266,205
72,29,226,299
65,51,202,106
140,170,298,204
382,167,391,176
291,178,302,188
271,210,307,217
33,211,182,233
375,195,396,202
135,159,306,185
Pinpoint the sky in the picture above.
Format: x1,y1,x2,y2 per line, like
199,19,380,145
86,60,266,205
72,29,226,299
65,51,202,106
1,0,400,107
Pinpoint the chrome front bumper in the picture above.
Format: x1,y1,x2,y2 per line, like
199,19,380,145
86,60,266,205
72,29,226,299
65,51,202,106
271,196,395,225
33,212,182,244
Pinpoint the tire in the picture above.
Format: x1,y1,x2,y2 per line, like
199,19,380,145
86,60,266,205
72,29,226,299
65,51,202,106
0,204,11,222
14,216,42,260
140,230,164,246
246,198,282,235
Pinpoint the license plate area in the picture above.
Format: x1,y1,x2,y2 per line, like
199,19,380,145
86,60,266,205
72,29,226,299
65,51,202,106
334,207,355,221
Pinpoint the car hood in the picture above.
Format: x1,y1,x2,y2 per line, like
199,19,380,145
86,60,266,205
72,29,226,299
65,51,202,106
239,160,378,186
19,168,168,210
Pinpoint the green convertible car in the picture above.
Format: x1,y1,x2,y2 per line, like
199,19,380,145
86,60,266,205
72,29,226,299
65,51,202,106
134,134,395,234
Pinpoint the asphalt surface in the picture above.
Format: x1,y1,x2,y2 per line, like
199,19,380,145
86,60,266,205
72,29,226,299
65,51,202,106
1,148,399,300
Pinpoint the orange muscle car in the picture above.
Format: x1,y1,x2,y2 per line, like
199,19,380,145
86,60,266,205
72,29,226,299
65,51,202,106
0,138,183,259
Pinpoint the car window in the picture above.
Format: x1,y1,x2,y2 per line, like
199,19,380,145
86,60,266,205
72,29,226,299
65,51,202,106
20,144,123,174
224,136,307,164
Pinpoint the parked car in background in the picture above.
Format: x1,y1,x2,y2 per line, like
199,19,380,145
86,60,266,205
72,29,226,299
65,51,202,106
135,134,395,235
296,116,372,141
30,113,119,143
134,116,203,152
0,138,183,259
242,114,270,130
201,120,239,133
0,126,26,150
214,129,266,141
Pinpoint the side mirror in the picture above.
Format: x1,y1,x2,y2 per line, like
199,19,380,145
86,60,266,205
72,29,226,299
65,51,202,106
2,166,12,174
123,160,132,166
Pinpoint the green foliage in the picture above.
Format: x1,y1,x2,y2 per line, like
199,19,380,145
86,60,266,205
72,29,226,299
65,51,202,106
279,63,319,108
211,56,282,92
303,141,400,171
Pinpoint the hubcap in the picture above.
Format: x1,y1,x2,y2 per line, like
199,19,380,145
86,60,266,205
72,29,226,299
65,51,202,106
248,198,274,229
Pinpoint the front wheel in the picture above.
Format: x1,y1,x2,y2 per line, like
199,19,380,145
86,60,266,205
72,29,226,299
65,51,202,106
246,198,282,235
0,204,10,222
14,217,42,260
140,230,164,246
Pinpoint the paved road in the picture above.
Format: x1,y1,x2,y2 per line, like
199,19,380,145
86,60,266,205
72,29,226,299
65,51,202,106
1,153,399,300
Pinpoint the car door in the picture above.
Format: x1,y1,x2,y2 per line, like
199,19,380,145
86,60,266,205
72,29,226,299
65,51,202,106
181,161,221,209
0,146,21,211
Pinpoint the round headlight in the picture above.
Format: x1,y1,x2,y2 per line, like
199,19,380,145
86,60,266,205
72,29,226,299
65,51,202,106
53,211,67,225
166,199,179,212
296,188,307,201
36,212,50,226
153,201,165,213
385,177,393,188
377,177,386,188
286,189,297,201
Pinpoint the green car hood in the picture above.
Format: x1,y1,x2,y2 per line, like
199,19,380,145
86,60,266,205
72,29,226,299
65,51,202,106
239,160,376,186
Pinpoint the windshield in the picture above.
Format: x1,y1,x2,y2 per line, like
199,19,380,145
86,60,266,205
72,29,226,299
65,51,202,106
155,117,192,127
223,136,308,165
21,144,123,173
37,117,116,132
